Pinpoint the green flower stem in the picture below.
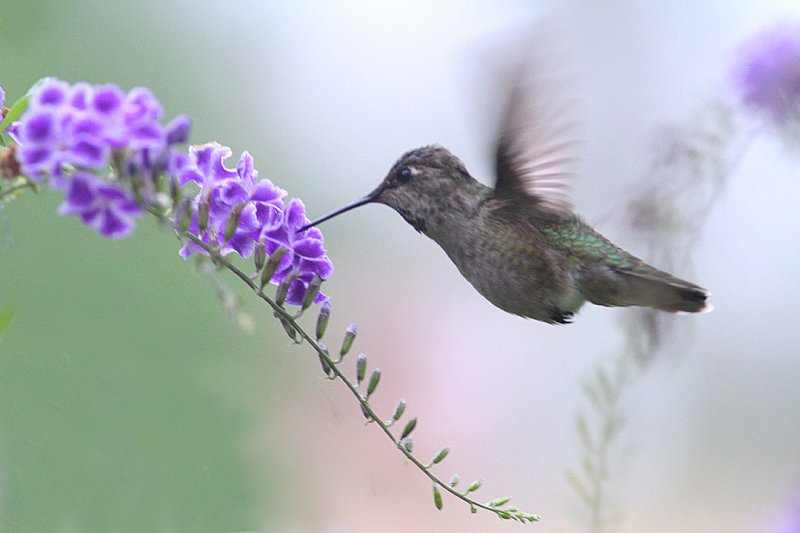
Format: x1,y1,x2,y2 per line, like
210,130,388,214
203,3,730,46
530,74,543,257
0,179,38,202
146,205,539,523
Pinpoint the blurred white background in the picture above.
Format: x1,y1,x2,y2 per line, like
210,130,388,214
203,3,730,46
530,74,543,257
2,1,800,531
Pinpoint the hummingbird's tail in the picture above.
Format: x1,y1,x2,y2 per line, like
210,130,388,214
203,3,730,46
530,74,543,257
582,266,711,314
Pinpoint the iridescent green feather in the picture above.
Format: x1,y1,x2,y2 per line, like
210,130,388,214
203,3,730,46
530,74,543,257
539,218,640,270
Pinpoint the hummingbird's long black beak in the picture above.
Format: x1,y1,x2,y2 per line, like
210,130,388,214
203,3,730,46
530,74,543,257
299,195,375,232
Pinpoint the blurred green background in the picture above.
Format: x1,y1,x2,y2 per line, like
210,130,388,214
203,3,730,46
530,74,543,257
2,1,800,532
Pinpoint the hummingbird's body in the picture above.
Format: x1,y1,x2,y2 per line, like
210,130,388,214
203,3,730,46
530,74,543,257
302,46,710,324
368,146,708,324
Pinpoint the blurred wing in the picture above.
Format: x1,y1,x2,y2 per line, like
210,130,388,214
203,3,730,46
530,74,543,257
494,38,579,218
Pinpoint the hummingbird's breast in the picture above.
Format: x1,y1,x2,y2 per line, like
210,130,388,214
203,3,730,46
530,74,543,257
425,205,582,322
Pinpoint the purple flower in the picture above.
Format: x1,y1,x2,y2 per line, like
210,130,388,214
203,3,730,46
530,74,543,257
262,198,333,305
57,172,142,238
175,143,282,258
0,86,5,109
14,79,181,184
10,80,332,304
165,115,192,145
11,79,191,238
733,21,800,125
174,142,333,305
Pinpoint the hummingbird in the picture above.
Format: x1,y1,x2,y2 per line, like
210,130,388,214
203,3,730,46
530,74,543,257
301,54,710,324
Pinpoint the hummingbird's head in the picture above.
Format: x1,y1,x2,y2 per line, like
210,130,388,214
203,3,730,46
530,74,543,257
300,145,479,235
364,145,474,233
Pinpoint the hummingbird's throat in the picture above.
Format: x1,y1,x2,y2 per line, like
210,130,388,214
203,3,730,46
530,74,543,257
395,207,427,233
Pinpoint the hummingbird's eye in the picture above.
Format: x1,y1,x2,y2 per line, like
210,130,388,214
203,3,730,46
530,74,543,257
398,167,412,183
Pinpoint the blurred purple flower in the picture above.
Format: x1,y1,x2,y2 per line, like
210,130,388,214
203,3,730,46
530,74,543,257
0,86,5,109
175,142,333,304
733,21,800,125
165,115,192,145
774,488,800,533
14,79,190,185
8,80,332,304
57,172,142,238
10,78,190,238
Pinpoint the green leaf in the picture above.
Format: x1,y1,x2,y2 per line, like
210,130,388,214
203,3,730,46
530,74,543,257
1,92,31,133
566,469,593,505
582,380,601,407
596,367,616,405
0,305,16,336
576,412,593,449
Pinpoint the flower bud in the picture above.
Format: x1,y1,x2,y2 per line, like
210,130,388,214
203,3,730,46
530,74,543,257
224,203,245,242
366,368,381,398
276,314,297,342
301,273,322,311
169,174,180,204
260,246,288,289
254,240,266,272
175,197,193,233
433,485,443,510
152,192,172,211
355,353,367,386
391,399,407,421
360,401,372,422
401,436,413,453
317,343,333,377
275,270,298,308
197,199,209,234
448,474,460,488
340,322,356,357
489,496,511,508
431,447,450,465
400,417,417,440
207,230,220,249
315,301,330,340
465,479,483,494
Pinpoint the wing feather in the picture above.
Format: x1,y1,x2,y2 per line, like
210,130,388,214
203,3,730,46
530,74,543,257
494,34,579,218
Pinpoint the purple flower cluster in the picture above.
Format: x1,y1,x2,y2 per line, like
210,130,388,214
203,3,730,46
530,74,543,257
11,78,190,237
173,143,333,304
57,173,142,239
4,80,334,306
733,22,800,125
